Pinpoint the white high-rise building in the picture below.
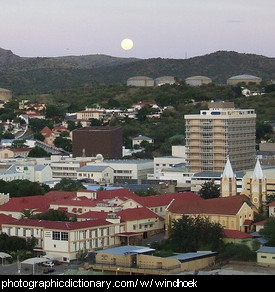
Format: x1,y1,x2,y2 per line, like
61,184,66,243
184,101,256,172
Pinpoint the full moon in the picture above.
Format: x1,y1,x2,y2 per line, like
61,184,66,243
121,38,134,50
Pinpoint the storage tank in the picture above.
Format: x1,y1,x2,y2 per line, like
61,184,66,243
185,76,212,86
0,88,12,101
227,74,262,85
127,76,154,87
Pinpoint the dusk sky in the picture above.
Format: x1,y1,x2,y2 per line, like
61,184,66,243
1,0,275,59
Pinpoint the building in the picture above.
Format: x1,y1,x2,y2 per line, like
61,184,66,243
165,195,254,234
256,246,275,266
184,101,256,172
2,218,124,262
132,135,153,147
72,126,123,159
185,76,212,86
87,159,154,184
0,88,12,101
127,76,154,87
227,74,262,86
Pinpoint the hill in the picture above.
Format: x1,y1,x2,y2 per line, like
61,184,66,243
0,48,275,94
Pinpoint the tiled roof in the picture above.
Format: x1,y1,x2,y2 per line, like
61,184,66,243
96,188,140,201
223,229,253,239
136,191,202,208
167,194,250,216
4,218,111,230
0,195,52,213
0,214,17,229
116,207,163,221
78,211,109,220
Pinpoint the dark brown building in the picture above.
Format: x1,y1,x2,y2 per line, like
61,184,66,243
72,126,123,159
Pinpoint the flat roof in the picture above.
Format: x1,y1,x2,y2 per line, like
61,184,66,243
94,245,155,255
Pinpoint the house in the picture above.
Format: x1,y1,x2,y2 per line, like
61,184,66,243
256,246,275,266
223,229,254,249
132,135,153,147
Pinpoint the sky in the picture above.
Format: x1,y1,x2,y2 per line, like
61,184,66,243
1,0,275,59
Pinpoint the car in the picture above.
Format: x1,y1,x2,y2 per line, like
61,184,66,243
43,267,56,274
42,261,54,267
53,260,62,265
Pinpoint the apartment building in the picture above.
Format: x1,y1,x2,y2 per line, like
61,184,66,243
184,101,256,172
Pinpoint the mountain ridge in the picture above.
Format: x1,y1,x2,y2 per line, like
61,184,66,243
0,47,275,94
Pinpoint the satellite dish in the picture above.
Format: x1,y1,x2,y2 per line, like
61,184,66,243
96,154,104,161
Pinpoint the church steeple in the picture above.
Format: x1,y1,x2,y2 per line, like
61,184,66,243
222,155,235,179
250,157,266,210
221,155,237,197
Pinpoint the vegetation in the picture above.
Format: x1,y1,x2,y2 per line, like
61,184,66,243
166,215,224,252
198,180,220,199
0,179,50,197
259,217,275,246
53,178,86,191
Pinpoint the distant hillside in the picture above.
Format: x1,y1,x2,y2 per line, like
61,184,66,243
0,48,275,94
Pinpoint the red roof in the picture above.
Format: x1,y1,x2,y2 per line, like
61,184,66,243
136,191,202,207
0,195,53,213
168,194,251,216
116,207,163,221
96,188,140,201
0,214,17,230
40,126,53,137
78,211,108,220
223,229,253,239
3,218,112,230
267,200,275,206
253,220,266,226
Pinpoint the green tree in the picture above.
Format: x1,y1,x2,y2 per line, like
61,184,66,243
198,180,220,199
28,146,51,158
11,139,27,148
54,136,72,152
53,178,86,191
168,215,224,252
33,209,70,221
259,217,275,246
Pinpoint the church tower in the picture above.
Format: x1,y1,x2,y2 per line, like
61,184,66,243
221,155,237,197
250,157,266,210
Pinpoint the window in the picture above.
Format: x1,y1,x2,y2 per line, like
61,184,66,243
52,231,60,240
61,232,68,241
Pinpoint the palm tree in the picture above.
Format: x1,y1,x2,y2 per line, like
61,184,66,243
21,209,34,219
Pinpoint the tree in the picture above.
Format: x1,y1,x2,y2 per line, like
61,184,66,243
168,215,224,252
33,209,70,221
11,139,27,148
54,136,72,152
259,217,275,246
53,178,86,191
198,180,220,199
28,146,51,158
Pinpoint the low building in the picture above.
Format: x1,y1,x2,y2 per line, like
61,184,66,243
87,245,217,275
2,218,125,262
256,246,275,266
76,165,114,184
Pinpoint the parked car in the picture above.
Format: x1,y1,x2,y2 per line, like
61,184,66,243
52,260,62,265
43,267,56,274
42,261,54,267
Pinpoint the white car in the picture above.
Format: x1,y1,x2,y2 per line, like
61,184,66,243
42,261,54,267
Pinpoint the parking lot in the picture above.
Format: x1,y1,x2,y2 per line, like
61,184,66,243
0,261,84,275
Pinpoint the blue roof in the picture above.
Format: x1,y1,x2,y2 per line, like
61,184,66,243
256,246,275,254
169,251,217,262
94,245,155,255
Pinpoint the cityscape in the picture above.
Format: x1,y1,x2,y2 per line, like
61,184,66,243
0,75,275,276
